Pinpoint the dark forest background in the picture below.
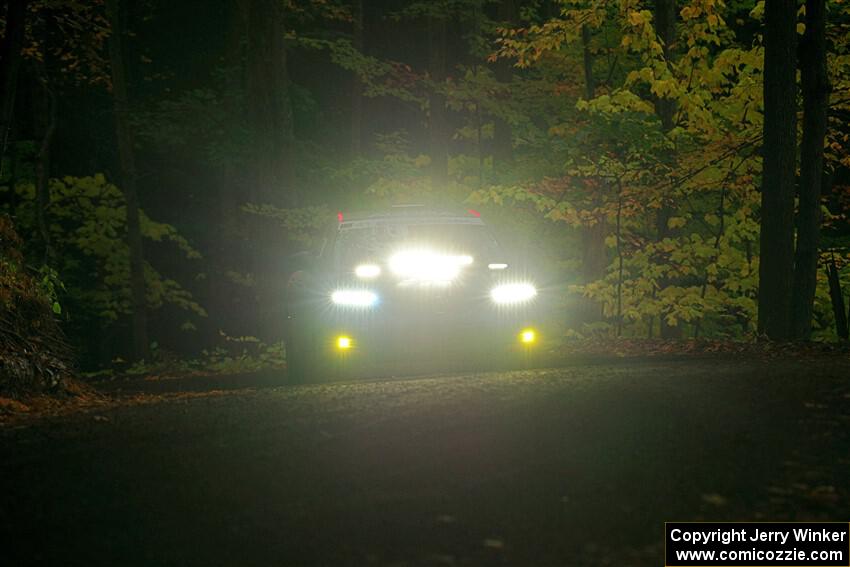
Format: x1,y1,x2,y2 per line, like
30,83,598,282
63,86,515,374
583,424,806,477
1,0,849,381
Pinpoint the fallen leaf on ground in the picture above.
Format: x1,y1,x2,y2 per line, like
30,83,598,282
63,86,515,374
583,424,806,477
0,398,30,413
701,493,728,506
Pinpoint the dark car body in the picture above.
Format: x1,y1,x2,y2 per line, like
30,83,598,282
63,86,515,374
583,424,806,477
285,207,545,380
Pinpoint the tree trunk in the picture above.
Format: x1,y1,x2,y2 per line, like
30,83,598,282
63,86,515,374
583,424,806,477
581,25,596,101
758,0,798,340
350,0,364,158
577,216,607,325
826,257,848,340
791,0,829,339
34,63,57,264
615,184,624,337
247,0,296,207
107,0,149,361
492,0,517,173
209,0,249,336
427,14,448,187
575,27,607,327
653,0,680,339
246,0,296,340
0,0,27,166
653,0,676,131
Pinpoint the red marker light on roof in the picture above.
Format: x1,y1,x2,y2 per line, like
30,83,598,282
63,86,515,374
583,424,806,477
337,212,344,222
467,209,481,218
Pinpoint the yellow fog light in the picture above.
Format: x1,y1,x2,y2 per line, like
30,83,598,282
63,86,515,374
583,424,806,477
336,336,353,350
520,329,536,344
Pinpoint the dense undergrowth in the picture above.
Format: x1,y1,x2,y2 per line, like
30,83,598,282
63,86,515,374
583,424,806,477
0,216,72,396
83,336,286,382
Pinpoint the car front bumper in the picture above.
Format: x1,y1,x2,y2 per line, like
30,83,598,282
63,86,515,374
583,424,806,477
310,302,543,367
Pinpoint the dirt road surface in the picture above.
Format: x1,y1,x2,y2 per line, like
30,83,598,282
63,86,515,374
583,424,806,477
2,357,849,566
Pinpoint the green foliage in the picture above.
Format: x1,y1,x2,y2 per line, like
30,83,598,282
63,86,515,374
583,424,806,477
38,266,65,315
299,37,427,106
0,216,70,393
12,0,850,377
242,203,332,246
462,0,850,339
133,86,253,170
4,175,205,326
23,0,111,86
117,335,286,378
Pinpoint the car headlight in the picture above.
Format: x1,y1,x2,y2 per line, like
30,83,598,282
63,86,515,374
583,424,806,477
388,249,469,283
331,289,378,307
355,264,381,278
519,328,536,343
490,283,537,304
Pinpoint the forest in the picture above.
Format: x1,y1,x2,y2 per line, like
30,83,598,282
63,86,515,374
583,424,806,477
1,0,849,391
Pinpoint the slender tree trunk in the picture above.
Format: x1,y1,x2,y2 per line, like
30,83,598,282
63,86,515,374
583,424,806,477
492,0,517,172
653,0,676,131
276,19,294,205
615,184,624,337
694,182,728,338
791,0,829,339
581,26,596,101
758,0,798,339
653,0,680,339
576,27,608,327
427,14,448,187
34,64,57,264
826,256,848,340
0,0,27,168
577,216,607,324
246,0,296,339
247,0,296,207
210,0,249,336
107,0,149,360
350,0,364,157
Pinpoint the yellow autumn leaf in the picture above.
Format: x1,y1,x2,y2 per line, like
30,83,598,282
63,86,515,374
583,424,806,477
668,217,688,229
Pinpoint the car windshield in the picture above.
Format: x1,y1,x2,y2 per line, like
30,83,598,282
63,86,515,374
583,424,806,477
333,221,502,269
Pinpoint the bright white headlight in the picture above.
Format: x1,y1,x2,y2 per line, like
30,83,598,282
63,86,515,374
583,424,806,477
331,289,378,307
355,264,381,278
490,283,537,304
388,250,463,283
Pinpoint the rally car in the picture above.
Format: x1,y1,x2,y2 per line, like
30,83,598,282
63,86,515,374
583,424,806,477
284,206,545,381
